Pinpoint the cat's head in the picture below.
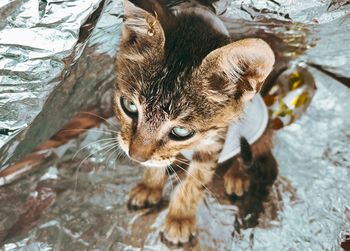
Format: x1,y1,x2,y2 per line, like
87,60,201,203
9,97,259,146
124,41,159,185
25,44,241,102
115,0,275,168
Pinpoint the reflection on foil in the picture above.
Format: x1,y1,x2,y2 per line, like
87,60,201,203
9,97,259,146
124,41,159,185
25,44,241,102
0,0,123,167
0,0,350,250
0,0,101,129
1,74,349,250
265,65,317,130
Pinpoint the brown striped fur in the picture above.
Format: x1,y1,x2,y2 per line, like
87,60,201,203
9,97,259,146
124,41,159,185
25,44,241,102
115,1,275,247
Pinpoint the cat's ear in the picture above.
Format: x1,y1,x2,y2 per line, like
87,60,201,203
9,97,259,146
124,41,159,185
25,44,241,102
200,38,275,102
123,0,173,40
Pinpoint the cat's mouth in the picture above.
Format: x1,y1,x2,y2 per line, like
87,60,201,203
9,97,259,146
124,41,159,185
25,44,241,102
117,134,174,168
137,159,174,168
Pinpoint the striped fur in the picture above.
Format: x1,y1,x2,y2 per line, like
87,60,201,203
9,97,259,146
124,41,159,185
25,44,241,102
161,128,227,245
116,1,275,247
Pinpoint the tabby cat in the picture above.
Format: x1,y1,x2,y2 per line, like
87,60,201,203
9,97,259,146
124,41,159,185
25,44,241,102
115,0,276,247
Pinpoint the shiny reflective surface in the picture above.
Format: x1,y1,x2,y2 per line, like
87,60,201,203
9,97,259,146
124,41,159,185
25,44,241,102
0,0,123,167
1,76,349,250
0,0,350,250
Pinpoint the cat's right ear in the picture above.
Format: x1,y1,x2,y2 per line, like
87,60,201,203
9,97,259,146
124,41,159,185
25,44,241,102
123,0,172,42
199,38,275,103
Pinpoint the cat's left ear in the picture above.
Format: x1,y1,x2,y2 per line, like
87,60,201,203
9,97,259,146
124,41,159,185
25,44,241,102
123,0,173,40
200,38,275,102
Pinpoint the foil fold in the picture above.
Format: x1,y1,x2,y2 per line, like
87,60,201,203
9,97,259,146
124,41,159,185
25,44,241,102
0,0,350,250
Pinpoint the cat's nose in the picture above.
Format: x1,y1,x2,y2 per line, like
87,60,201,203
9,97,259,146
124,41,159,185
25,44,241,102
128,149,149,163
129,132,155,163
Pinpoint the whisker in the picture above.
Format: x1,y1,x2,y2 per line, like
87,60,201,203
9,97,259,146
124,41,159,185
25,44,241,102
73,141,120,192
175,158,190,167
168,165,179,195
62,128,118,135
174,163,222,209
165,167,174,195
103,144,121,166
111,149,126,170
105,145,123,169
105,148,118,169
176,157,221,179
174,163,209,193
173,165,186,195
80,112,118,130
73,137,118,159
168,164,185,196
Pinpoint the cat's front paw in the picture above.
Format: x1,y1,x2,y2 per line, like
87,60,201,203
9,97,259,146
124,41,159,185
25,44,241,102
160,215,197,248
224,162,250,197
127,182,162,210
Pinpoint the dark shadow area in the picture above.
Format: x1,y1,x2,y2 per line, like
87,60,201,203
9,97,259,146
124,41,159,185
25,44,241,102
230,149,278,232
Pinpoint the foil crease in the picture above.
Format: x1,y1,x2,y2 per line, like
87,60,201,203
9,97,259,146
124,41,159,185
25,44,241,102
1,68,349,250
0,0,123,167
1,0,350,250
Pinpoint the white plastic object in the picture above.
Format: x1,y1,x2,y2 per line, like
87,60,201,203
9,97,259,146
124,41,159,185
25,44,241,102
182,94,268,163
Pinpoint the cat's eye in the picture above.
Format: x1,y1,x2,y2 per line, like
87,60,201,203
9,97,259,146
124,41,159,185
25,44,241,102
169,127,195,140
120,97,138,117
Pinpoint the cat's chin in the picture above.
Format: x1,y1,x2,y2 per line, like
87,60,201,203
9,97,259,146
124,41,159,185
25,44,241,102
139,159,173,169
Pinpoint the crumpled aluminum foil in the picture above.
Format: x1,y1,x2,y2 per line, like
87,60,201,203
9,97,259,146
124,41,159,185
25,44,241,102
0,0,122,167
0,0,350,250
1,68,349,251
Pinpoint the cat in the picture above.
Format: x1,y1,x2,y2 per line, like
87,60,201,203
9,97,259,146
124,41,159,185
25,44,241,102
115,0,276,247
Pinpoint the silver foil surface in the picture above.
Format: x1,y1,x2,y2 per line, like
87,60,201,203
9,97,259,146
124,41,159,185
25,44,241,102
0,0,123,167
0,0,350,250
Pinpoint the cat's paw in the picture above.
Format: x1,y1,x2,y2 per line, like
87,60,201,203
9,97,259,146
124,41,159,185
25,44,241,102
224,163,250,197
160,216,197,248
127,182,162,210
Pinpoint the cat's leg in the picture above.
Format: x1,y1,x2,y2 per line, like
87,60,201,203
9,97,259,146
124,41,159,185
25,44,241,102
127,167,167,210
224,128,277,197
224,158,250,197
160,130,226,246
